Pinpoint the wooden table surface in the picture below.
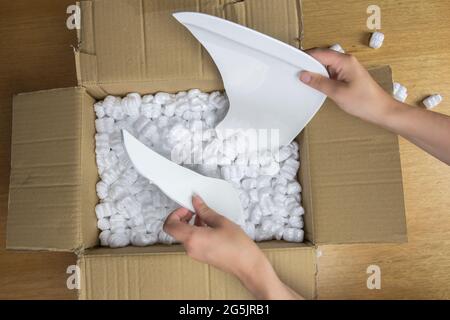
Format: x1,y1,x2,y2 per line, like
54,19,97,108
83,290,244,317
302,0,450,299
0,0,449,299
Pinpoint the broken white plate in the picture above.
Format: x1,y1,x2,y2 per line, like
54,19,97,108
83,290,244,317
173,12,329,149
122,130,245,225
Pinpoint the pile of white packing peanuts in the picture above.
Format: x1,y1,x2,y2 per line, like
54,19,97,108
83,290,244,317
94,90,305,248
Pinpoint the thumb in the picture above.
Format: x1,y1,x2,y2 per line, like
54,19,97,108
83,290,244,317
299,70,343,98
192,195,225,227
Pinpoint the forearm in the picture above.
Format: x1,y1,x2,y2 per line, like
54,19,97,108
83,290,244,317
373,99,450,165
235,254,304,300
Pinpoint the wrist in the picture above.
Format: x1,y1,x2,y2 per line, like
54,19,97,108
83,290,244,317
375,97,410,131
368,94,404,126
234,253,284,299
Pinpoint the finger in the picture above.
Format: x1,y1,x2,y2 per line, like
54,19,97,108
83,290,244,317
170,207,193,222
192,195,225,227
299,70,345,98
304,47,345,67
194,214,206,227
163,207,195,242
180,210,194,223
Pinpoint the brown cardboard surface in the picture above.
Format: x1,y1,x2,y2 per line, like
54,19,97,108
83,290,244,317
209,246,316,299
76,0,302,98
303,66,407,244
78,245,316,299
79,252,210,299
7,87,98,251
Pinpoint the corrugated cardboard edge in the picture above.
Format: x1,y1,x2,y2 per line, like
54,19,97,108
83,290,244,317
80,89,100,249
297,129,316,243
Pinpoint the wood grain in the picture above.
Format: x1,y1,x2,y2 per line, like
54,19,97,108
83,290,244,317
0,0,77,300
302,0,450,299
0,0,449,299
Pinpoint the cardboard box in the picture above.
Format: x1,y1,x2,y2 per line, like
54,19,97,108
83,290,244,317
6,0,407,299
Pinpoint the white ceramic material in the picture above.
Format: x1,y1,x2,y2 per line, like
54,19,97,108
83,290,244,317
173,12,329,148
122,130,245,225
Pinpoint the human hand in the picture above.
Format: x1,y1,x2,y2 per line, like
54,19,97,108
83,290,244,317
300,48,450,166
299,48,396,125
163,195,303,299
164,195,267,277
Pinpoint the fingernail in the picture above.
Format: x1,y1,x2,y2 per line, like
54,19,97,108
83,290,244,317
192,193,204,203
299,71,311,84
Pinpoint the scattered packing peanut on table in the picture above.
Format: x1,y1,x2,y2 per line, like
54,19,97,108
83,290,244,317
422,94,443,109
329,43,345,53
393,82,408,102
369,31,384,49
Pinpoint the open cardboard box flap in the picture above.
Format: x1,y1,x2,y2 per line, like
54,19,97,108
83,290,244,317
302,66,407,244
7,0,407,299
78,244,316,299
7,87,98,251
75,0,303,98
